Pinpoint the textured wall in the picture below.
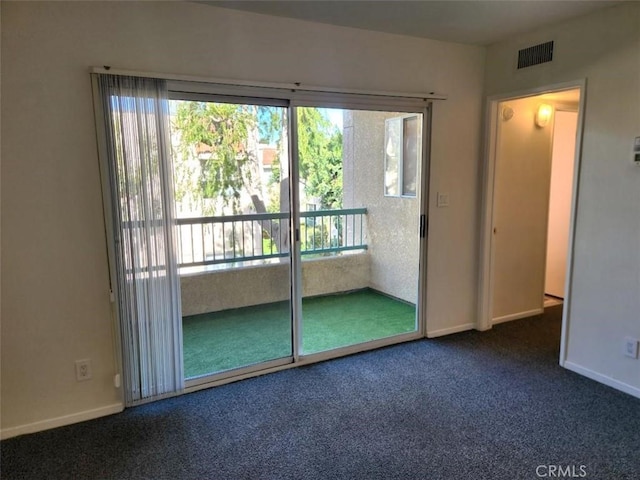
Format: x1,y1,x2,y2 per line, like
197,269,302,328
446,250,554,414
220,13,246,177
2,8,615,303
181,254,370,316
343,111,420,303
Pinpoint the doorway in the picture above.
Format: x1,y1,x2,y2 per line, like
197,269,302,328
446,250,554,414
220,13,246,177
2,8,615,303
478,82,585,363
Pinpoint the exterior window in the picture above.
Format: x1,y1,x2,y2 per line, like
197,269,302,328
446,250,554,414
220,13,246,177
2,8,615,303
384,114,421,197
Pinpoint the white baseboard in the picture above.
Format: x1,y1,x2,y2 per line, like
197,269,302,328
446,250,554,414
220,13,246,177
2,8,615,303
427,323,475,338
1,403,124,440
564,361,640,399
492,308,544,325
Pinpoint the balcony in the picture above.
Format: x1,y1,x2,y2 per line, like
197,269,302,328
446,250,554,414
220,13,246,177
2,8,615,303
177,207,419,379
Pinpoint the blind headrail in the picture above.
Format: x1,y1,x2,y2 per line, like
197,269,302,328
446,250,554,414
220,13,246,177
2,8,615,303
91,66,447,101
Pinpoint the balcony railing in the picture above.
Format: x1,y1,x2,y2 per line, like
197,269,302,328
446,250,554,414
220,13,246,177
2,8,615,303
176,208,367,268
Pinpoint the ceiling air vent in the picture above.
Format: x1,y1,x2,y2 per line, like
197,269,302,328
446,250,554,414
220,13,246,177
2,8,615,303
517,41,554,69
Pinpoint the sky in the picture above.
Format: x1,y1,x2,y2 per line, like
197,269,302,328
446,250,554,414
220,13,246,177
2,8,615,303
324,108,343,131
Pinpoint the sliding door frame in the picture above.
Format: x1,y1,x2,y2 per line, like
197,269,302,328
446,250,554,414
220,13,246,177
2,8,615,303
100,74,435,393
288,105,303,363
289,98,431,366
168,92,296,388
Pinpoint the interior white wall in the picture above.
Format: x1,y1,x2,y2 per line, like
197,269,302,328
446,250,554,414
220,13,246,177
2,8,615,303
492,96,552,322
1,1,485,435
485,2,640,396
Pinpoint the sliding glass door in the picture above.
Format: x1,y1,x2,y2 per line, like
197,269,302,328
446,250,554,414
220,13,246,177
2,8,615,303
168,97,293,379
95,72,431,398
294,107,423,356
165,87,428,383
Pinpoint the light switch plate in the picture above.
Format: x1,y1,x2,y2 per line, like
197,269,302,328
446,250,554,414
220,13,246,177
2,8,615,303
437,192,449,208
624,337,639,358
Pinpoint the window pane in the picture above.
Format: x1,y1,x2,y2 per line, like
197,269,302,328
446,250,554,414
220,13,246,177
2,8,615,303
169,99,293,379
299,108,420,356
402,116,419,197
384,117,401,196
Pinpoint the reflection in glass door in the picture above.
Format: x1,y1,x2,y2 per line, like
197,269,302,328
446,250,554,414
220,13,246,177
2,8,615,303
168,98,293,379
295,107,423,356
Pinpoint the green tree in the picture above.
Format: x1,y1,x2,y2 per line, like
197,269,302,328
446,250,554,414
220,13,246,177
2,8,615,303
172,100,289,251
173,103,343,213
172,101,260,215
269,108,343,210
171,103,344,254
296,107,343,209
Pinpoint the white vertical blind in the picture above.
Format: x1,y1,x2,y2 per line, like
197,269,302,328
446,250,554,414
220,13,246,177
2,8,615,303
96,74,183,405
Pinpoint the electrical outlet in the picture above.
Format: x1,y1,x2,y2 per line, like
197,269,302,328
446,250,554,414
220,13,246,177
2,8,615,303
75,359,92,381
623,337,639,359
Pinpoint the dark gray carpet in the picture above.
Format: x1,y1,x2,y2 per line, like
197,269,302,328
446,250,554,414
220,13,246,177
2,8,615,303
2,305,639,479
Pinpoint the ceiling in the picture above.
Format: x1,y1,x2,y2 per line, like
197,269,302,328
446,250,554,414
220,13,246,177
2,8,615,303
205,1,618,46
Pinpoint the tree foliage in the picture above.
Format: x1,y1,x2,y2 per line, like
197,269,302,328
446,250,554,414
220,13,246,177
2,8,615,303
296,107,343,209
171,101,343,215
173,101,258,213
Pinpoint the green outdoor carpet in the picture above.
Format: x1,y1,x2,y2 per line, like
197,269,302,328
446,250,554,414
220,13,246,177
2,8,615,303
182,289,416,378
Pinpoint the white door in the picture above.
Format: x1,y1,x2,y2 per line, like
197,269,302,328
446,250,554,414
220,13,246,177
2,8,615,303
492,97,554,322
545,110,578,298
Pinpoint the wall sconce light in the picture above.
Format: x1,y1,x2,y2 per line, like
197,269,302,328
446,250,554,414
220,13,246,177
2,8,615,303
535,104,553,127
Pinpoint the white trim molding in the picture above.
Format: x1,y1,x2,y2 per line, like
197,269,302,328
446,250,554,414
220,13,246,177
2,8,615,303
1,403,124,440
493,308,544,325
564,362,640,399
427,323,475,338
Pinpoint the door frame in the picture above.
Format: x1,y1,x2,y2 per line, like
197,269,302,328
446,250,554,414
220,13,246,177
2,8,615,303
91,67,439,397
477,79,586,366
163,83,433,390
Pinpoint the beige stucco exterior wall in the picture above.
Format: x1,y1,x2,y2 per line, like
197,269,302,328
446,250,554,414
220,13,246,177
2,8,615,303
181,253,370,316
343,111,420,304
